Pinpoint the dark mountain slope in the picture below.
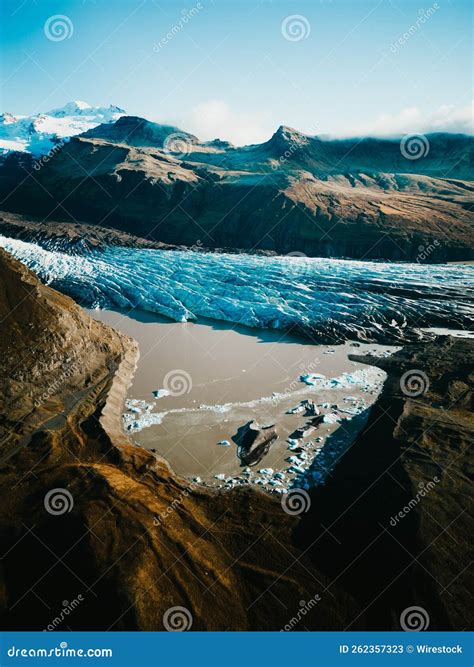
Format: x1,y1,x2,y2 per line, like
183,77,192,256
81,115,198,149
297,337,474,630
0,119,472,261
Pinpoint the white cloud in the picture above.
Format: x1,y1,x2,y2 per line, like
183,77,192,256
175,99,275,146
337,102,473,138
165,100,473,145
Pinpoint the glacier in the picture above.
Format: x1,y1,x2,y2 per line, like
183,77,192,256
0,234,472,343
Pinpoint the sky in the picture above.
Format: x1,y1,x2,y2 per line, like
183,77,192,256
1,0,472,145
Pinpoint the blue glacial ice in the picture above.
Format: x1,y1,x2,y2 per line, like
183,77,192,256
0,235,472,343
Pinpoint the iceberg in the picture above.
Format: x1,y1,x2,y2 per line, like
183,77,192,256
323,413,340,424
152,389,170,399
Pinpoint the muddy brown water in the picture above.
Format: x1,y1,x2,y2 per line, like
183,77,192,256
88,308,397,490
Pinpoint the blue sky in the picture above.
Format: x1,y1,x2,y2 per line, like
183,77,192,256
1,0,472,143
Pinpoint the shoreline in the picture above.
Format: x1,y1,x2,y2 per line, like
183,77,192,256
88,307,398,492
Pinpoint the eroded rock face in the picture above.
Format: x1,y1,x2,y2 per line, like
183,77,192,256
234,420,278,467
0,211,178,254
296,337,474,631
0,250,357,631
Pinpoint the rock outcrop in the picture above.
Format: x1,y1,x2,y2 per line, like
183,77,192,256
233,420,278,467
296,337,474,630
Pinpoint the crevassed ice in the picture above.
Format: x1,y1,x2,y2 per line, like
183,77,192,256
0,235,473,343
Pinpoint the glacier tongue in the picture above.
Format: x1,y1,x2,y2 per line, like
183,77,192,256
0,234,472,344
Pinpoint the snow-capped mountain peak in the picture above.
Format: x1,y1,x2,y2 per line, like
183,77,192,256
0,112,18,125
0,102,126,155
48,100,93,117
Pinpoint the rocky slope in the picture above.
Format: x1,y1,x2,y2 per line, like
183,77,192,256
0,211,176,254
0,119,472,261
0,249,357,631
0,211,274,256
297,337,473,630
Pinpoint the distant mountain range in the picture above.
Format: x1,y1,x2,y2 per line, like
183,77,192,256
0,102,472,261
0,101,125,155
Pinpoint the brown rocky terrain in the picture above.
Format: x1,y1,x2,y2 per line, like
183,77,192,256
0,211,174,254
0,120,472,261
298,337,474,630
0,248,357,631
0,211,275,257
0,249,472,631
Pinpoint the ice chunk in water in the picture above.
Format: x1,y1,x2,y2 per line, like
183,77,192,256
152,389,171,399
323,413,340,424
300,373,326,386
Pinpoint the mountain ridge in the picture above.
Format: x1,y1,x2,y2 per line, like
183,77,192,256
0,109,472,261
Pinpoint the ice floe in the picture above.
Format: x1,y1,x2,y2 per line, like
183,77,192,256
152,389,170,399
323,413,340,424
287,399,319,416
300,369,380,390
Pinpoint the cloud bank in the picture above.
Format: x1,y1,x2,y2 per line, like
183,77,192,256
340,102,474,139
167,100,473,146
